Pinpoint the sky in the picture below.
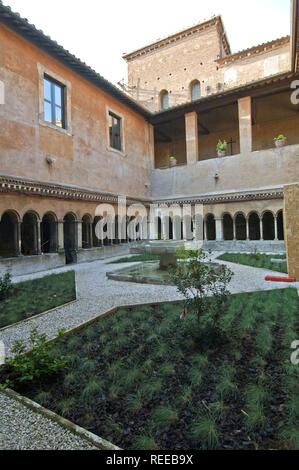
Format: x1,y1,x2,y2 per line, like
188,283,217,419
3,0,291,85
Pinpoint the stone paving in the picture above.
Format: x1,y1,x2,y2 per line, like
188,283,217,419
0,252,298,450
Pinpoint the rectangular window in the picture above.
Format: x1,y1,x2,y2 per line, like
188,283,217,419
109,111,122,151
43,76,65,128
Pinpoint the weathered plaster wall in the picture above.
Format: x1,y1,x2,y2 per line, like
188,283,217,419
0,24,154,199
284,183,299,279
151,144,299,199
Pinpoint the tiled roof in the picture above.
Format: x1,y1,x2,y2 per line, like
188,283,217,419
123,16,231,61
0,1,151,118
216,36,290,66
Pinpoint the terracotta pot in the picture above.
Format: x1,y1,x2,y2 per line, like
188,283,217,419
169,159,177,167
217,150,226,158
275,139,286,148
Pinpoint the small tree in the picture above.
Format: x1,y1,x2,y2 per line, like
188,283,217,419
172,250,233,332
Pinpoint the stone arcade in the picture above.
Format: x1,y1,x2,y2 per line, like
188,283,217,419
0,0,299,278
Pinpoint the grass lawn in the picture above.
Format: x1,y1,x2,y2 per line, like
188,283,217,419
217,253,288,274
8,288,299,450
0,271,76,328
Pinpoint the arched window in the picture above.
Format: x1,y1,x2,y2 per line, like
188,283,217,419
206,214,216,241
41,213,58,253
0,211,20,257
82,214,92,249
235,213,247,240
262,211,275,241
248,212,261,241
21,212,39,256
223,214,234,241
64,213,77,264
190,80,201,101
160,90,169,110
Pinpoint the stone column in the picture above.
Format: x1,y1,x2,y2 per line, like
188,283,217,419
15,222,22,256
77,221,83,250
238,96,252,155
185,111,199,164
162,217,169,241
215,217,224,241
246,217,250,241
233,219,237,241
260,217,264,241
274,215,278,241
36,221,42,255
57,220,65,252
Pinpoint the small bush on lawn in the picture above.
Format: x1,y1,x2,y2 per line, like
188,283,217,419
171,249,233,338
0,272,13,301
4,328,66,387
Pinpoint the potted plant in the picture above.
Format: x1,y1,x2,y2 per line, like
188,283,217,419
169,156,177,167
216,140,228,157
274,134,287,148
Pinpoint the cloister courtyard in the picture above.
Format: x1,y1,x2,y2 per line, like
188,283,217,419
1,249,299,450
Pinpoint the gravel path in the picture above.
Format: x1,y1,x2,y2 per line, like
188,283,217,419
1,251,298,450
0,393,96,450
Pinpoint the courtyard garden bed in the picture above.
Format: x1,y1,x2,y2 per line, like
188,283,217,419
0,271,76,329
217,253,288,274
2,288,299,450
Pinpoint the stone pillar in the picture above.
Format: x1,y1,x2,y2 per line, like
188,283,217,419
37,221,42,255
238,96,252,155
233,219,237,241
57,220,65,252
215,218,224,241
246,217,250,241
15,222,22,256
162,217,169,241
77,221,83,250
173,217,182,241
260,217,264,241
185,111,199,165
274,215,278,241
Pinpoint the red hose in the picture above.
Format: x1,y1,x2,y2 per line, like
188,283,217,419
265,275,296,283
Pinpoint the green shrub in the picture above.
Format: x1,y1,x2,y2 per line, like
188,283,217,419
150,406,178,431
6,328,66,387
191,413,219,449
0,272,13,301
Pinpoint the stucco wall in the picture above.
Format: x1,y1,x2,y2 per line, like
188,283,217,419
284,183,299,279
151,144,299,199
0,24,154,199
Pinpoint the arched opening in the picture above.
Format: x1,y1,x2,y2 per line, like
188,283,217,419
206,214,216,241
223,214,234,240
277,210,284,241
160,90,169,110
41,213,57,253
248,212,261,240
0,211,20,257
235,213,246,240
21,212,39,256
82,215,92,249
92,216,103,247
64,213,77,264
262,211,275,241
190,80,201,101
